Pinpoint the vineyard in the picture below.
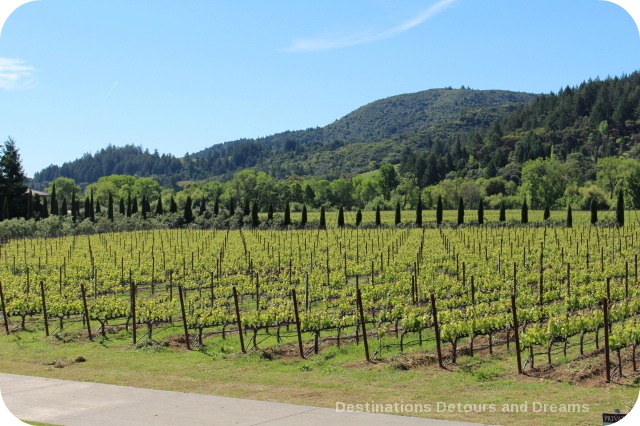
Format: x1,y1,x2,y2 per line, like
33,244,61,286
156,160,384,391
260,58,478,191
0,213,639,424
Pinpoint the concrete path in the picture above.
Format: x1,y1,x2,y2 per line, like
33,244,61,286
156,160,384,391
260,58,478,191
0,373,488,426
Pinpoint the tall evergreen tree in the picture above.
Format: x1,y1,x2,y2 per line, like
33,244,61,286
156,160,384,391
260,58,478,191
415,196,423,226
50,184,59,216
33,194,42,219
119,197,125,215
199,197,207,215
283,201,291,226
108,193,114,221
228,198,235,215
95,199,101,215
457,197,465,225
337,205,345,227
41,197,49,219
213,197,219,216
131,197,138,215
319,206,326,230
0,138,27,218
477,199,484,225
251,202,260,227
356,208,362,227
375,205,381,227
566,205,573,228
71,192,77,222
126,193,132,217
521,199,528,224
155,196,163,215
184,196,194,223
170,196,178,213
60,197,67,217
590,198,598,225
543,205,551,221
499,200,506,222
243,199,250,216
436,195,443,226
616,190,624,227
141,196,148,219
90,190,95,222
301,204,307,228
267,203,274,221
395,201,401,225
1,197,8,220
26,190,33,219
84,197,91,220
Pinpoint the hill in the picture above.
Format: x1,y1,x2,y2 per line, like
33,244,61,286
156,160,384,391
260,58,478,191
33,88,536,185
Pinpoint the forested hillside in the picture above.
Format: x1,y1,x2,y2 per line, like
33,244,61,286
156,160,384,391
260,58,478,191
33,89,535,185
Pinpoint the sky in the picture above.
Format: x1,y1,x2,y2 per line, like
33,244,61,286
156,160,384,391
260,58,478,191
0,0,639,177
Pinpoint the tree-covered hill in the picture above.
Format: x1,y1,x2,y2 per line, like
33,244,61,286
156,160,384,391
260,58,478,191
33,88,536,186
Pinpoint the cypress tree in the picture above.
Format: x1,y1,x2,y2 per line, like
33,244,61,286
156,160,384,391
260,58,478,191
521,199,528,224
90,190,95,221
126,193,132,217
95,199,101,215
251,202,260,227
499,200,506,223
228,198,235,215
199,197,207,215
415,196,423,227
84,197,91,220
119,197,125,215
243,199,250,216
170,196,178,213
60,197,67,217
50,184,59,216
267,203,274,221
184,196,194,223
590,198,598,225
616,190,624,227
155,196,163,215
108,193,114,221
71,192,77,222
283,201,291,226
337,205,345,227
477,199,484,225
301,204,307,228
543,205,551,221
41,197,49,219
356,208,362,227
395,201,401,225
566,205,573,228
213,197,219,215
375,205,381,227
319,206,326,229
141,196,148,219
457,197,464,225
131,197,138,215
436,195,443,226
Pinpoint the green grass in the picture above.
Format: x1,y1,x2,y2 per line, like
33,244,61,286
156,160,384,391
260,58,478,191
0,320,637,426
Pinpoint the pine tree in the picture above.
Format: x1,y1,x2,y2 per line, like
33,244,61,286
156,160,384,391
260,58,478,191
50,184,59,216
477,199,484,225
616,190,624,227
251,202,260,227
499,200,506,223
395,201,401,225
170,196,178,213
543,205,551,221
566,205,573,228
301,204,307,228
337,205,345,227
319,206,326,230
415,196,423,226
60,197,67,217
199,197,206,215
184,196,194,223
356,208,362,227
108,193,114,221
436,195,443,226
590,198,598,225
375,205,381,227
283,201,291,226
155,196,163,215
521,199,528,224
457,197,464,225
0,138,27,218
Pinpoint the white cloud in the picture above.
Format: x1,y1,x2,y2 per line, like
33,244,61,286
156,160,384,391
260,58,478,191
284,0,457,52
0,57,35,90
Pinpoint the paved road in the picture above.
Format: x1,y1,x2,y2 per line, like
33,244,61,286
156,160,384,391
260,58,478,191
0,373,489,426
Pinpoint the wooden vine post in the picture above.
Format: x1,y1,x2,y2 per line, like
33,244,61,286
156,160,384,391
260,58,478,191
356,288,370,362
0,280,9,334
603,297,611,383
130,275,137,344
511,293,522,374
80,284,92,341
39,281,49,337
430,293,443,369
291,289,304,359
232,286,246,353
178,285,191,350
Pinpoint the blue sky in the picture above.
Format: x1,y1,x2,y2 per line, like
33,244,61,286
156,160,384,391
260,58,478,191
0,0,639,177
